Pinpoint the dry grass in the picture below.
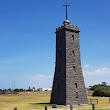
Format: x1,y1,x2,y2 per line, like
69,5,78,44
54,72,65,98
0,91,51,110
0,91,110,110
88,90,93,96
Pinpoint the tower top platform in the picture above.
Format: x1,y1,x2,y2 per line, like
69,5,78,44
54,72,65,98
56,20,80,32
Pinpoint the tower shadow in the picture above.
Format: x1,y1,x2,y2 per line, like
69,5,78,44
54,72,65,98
38,102,51,105
29,102,51,106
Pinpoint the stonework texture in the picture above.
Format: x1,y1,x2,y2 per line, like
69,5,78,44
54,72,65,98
50,21,88,105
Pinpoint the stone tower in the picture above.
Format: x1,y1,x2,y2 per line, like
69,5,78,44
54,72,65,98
50,5,88,105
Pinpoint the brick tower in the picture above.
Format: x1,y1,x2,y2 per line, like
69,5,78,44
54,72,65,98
50,5,88,105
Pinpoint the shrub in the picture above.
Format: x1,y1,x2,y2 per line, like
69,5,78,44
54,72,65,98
92,86,110,97
89,84,101,91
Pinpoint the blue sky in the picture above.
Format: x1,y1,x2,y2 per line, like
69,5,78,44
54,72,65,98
0,0,110,89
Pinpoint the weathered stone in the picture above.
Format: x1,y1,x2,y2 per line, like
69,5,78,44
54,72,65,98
50,21,88,105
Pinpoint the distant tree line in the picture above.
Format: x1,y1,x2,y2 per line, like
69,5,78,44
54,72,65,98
0,86,36,94
89,82,110,97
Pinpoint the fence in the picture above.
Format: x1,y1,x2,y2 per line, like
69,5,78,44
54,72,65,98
88,99,98,104
14,98,110,110
14,104,96,110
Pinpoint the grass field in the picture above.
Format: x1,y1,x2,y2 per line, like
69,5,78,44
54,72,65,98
0,91,110,110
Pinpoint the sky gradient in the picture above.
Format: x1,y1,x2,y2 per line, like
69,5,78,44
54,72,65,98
0,0,110,89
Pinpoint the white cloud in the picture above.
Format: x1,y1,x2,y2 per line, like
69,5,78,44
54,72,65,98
84,67,110,75
23,66,110,89
83,65,110,87
23,74,53,88
0,73,54,89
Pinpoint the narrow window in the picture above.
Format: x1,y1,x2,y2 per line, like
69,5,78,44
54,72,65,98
76,92,78,98
73,66,76,72
72,50,75,56
75,83,77,88
72,35,74,40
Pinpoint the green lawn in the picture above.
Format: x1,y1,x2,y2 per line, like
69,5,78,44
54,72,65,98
0,91,110,110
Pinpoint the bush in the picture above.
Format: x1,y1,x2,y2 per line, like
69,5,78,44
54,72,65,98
92,86,110,97
89,84,102,90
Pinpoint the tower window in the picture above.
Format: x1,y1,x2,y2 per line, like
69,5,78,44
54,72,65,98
72,35,74,40
73,66,76,72
75,83,77,88
76,92,78,98
72,50,75,56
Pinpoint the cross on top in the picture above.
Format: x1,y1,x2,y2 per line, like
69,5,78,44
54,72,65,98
63,3,70,20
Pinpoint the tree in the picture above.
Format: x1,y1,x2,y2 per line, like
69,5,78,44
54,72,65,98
102,82,107,86
28,86,31,91
14,88,19,92
92,86,110,97
89,84,101,91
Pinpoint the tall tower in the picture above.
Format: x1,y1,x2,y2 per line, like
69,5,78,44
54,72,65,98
50,5,88,105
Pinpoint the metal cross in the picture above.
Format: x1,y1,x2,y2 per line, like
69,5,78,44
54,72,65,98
63,3,70,20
